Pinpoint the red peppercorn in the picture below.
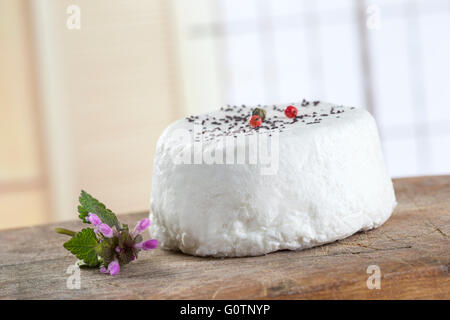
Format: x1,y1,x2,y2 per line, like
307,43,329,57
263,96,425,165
284,105,298,118
249,115,262,128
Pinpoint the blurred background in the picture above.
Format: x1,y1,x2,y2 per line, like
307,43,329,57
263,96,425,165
1,0,449,229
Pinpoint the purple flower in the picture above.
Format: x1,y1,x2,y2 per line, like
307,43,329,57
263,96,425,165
86,213,102,226
108,260,120,276
132,218,150,236
134,239,158,251
95,218,157,276
98,223,113,238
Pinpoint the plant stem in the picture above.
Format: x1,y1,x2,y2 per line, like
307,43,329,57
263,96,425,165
55,228,77,237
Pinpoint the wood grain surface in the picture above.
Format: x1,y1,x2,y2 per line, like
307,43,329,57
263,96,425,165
0,176,448,300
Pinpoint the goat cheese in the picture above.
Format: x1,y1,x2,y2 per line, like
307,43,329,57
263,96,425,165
149,101,397,257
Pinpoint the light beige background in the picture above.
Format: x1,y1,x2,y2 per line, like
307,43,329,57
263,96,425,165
1,0,185,229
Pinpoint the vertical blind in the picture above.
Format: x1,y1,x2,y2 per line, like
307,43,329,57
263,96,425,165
175,0,450,178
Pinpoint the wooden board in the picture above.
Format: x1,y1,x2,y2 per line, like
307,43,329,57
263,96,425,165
0,176,449,299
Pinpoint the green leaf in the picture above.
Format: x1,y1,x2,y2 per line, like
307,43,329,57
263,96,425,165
117,247,135,265
118,230,134,248
95,238,117,266
133,234,143,244
78,190,120,229
63,228,100,267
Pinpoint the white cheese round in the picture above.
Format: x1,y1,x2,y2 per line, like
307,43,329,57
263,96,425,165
149,101,396,257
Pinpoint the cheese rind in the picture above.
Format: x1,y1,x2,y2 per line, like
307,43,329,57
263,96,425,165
149,102,396,257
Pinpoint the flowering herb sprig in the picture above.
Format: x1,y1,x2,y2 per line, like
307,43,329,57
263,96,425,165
55,190,157,276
